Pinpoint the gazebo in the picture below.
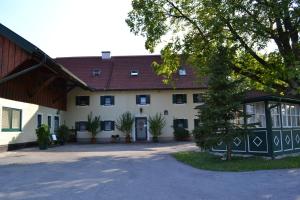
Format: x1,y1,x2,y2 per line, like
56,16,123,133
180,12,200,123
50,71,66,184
212,91,300,157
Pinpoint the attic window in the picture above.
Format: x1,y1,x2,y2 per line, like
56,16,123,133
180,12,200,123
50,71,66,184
130,70,139,76
92,68,101,77
179,68,187,76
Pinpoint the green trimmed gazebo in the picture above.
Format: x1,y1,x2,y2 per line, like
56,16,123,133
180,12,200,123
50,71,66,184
212,91,300,157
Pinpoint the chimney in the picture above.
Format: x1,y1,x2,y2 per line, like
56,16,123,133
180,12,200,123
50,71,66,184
102,51,111,60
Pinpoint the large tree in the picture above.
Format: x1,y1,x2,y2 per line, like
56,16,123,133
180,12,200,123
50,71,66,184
126,0,300,95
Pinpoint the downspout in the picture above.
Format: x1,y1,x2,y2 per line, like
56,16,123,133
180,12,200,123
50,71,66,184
0,55,46,85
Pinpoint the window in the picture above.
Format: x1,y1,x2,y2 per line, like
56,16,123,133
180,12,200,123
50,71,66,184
47,116,52,128
130,70,139,76
37,114,42,128
92,68,101,77
76,96,90,106
281,103,300,127
179,68,187,76
193,93,205,103
2,107,22,131
75,121,88,131
100,96,115,106
101,121,115,131
136,95,150,105
173,119,188,129
246,102,266,128
270,103,281,128
173,94,187,104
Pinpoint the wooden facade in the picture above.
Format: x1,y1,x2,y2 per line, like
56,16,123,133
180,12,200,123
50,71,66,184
0,30,85,110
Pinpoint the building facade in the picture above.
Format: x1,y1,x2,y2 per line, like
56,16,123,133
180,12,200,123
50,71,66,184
56,55,206,142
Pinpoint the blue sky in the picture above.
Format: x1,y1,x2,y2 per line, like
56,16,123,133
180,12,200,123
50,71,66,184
0,0,158,57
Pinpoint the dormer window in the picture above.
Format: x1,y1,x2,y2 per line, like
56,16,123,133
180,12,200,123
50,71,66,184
92,68,101,77
130,70,139,76
179,68,186,76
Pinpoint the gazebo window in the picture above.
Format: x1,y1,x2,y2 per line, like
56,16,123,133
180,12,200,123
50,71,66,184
270,103,281,128
246,102,265,128
281,103,300,127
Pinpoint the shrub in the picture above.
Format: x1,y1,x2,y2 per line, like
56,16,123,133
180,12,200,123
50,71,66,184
57,124,70,145
173,127,190,141
36,124,50,150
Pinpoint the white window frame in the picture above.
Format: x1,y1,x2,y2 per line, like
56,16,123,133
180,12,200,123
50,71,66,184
246,102,266,128
281,103,300,128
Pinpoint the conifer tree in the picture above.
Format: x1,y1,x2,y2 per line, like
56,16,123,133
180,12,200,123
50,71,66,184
194,47,251,160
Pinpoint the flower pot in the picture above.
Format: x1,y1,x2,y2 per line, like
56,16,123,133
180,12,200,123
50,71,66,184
91,137,97,144
152,136,159,143
38,143,48,150
125,135,131,143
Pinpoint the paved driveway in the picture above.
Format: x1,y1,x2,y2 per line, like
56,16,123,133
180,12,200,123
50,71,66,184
0,143,299,200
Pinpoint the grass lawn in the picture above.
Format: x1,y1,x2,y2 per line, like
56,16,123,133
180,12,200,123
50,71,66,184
173,151,300,172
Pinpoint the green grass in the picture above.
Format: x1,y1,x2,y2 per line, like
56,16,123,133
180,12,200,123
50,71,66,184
173,151,300,172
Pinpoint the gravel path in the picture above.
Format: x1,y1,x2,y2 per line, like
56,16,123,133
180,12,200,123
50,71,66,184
0,143,299,200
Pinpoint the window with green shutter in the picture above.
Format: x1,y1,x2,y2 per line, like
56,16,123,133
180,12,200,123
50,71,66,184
101,121,115,131
136,95,150,105
173,119,188,129
100,96,115,106
2,107,22,132
172,94,187,104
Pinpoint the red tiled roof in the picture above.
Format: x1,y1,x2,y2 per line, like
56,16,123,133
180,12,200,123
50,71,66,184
55,55,207,91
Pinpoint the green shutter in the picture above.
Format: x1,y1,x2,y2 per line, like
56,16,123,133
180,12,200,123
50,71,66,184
172,95,176,104
173,119,178,128
183,95,187,103
100,96,104,105
183,119,188,129
111,121,115,130
146,95,150,104
111,96,115,105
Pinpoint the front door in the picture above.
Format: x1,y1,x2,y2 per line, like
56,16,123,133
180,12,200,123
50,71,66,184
135,117,147,141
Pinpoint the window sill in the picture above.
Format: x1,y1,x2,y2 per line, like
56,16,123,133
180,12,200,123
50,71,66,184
1,129,22,132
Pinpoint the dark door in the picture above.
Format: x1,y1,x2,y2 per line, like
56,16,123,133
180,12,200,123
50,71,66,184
135,117,147,141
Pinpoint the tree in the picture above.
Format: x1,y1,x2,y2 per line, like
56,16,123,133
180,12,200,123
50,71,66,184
193,47,251,160
126,0,300,95
87,112,101,144
116,112,134,143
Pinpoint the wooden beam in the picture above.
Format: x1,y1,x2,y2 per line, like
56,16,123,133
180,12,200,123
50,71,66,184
52,84,76,103
29,76,57,97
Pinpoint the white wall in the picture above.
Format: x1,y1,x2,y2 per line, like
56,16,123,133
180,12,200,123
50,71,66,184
0,98,63,146
65,87,205,142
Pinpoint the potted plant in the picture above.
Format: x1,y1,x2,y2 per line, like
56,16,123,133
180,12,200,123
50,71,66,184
149,113,166,142
116,111,134,143
36,124,50,150
57,124,70,145
86,112,101,144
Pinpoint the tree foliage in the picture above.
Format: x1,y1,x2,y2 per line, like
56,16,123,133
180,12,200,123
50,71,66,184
193,47,252,160
127,0,300,95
